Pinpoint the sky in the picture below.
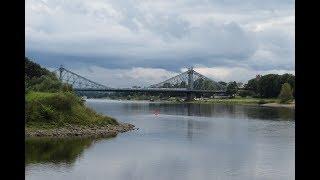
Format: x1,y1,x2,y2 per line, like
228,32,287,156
26,0,295,88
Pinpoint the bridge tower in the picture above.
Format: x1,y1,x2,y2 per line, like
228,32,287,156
58,65,64,81
187,67,195,101
187,67,194,90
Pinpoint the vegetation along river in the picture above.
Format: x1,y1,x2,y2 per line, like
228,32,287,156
26,99,295,180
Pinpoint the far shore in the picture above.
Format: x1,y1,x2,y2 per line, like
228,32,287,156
25,122,135,138
88,97,295,107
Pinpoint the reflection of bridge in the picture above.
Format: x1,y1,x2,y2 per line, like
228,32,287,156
54,66,227,99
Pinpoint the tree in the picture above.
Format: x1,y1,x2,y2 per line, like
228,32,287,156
280,73,295,97
202,79,214,90
226,81,238,97
237,82,243,88
218,81,227,86
258,74,281,98
238,90,255,97
278,83,293,103
245,78,259,94
25,57,51,79
280,73,295,88
25,57,74,93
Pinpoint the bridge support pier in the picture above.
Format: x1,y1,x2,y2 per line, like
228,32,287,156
186,92,194,102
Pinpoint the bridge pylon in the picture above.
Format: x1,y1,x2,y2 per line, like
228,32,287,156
187,67,194,90
58,65,64,81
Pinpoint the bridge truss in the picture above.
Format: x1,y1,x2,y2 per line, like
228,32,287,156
52,66,226,93
54,66,110,90
149,68,226,91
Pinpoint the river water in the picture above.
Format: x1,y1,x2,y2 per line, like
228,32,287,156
26,99,295,180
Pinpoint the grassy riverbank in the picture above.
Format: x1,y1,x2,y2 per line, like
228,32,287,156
26,91,118,128
25,91,135,137
25,57,135,137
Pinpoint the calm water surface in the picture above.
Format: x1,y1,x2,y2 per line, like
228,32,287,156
26,99,295,180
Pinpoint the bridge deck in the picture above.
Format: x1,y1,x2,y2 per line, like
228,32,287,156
74,88,226,93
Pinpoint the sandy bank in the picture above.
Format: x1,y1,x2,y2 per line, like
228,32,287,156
260,103,295,109
26,122,135,138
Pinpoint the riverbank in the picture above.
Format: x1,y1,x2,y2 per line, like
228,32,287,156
26,122,135,138
260,102,295,109
188,97,278,105
97,97,296,107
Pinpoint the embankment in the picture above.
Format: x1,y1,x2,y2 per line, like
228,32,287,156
26,123,135,138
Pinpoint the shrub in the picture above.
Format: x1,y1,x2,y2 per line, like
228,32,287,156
28,75,62,93
61,83,73,92
25,101,57,123
25,91,118,127
258,99,267,104
44,94,73,111
25,57,51,79
238,90,255,97
278,83,293,103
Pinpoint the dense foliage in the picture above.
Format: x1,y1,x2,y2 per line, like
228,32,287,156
25,57,51,79
244,73,295,98
25,57,66,93
226,81,238,97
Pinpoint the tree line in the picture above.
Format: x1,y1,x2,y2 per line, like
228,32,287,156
159,73,295,100
243,74,295,98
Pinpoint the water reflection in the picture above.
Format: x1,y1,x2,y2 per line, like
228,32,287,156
25,137,110,166
26,100,294,180
148,103,294,120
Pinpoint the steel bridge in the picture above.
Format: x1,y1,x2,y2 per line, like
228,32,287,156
54,66,227,99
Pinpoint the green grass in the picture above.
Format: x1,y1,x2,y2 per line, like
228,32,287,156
25,91,118,129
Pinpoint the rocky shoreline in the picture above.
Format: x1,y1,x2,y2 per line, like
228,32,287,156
25,122,135,138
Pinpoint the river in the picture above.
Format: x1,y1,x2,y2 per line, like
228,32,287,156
26,99,295,180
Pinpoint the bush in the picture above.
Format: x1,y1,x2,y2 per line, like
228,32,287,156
25,57,51,79
258,99,267,104
28,74,62,92
25,101,57,123
61,84,73,92
238,90,255,97
278,83,293,103
25,91,118,127
44,94,73,111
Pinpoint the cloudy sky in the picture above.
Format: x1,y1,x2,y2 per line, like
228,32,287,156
26,0,294,88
